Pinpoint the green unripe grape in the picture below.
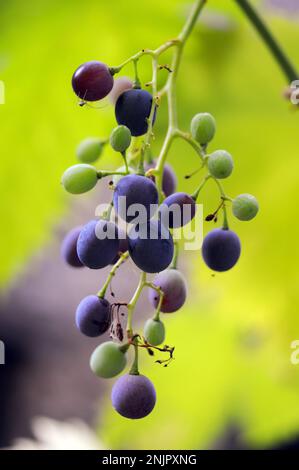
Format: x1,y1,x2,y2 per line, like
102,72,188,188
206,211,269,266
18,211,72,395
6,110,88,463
144,319,165,346
112,165,134,186
232,193,259,221
190,113,216,145
110,125,131,153
76,137,104,163
207,150,233,179
90,341,127,378
61,164,98,194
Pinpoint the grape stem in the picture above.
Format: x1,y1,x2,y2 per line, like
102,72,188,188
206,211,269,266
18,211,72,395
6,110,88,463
235,0,298,83
144,282,165,321
170,241,179,269
97,251,129,299
97,169,129,179
126,271,147,338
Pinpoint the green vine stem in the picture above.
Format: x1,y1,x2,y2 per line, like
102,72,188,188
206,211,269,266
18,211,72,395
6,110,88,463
94,0,297,343
144,282,165,321
129,341,140,375
235,0,298,83
127,271,147,338
97,251,129,298
170,240,179,269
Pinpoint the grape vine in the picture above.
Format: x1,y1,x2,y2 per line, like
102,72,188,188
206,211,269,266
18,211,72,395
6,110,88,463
61,0,297,420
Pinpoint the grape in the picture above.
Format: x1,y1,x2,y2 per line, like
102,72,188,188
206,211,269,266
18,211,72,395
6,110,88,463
128,220,174,273
145,161,177,197
110,125,131,153
77,219,120,269
110,228,129,264
202,228,241,271
111,374,156,419
72,61,114,102
191,112,216,145
207,150,233,179
160,192,196,228
61,164,98,194
148,269,187,313
90,341,127,378
76,137,104,163
232,193,259,221
144,319,165,346
76,295,111,337
109,77,133,105
112,165,134,186
113,174,158,223
61,226,83,268
115,89,156,137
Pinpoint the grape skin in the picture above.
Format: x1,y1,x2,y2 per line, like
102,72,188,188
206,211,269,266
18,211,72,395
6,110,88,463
61,164,98,194
128,220,174,273
148,269,187,313
111,374,156,419
76,295,111,337
202,228,241,272
113,174,158,223
115,89,156,137
61,226,83,268
90,342,127,378
144,319,165,346
72,61,113,102
77,219,120,269
76,137,103,164
109,77,133,105
160,192,196,228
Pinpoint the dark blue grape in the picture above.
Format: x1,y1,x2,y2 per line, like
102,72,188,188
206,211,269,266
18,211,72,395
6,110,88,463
160,192,196,228
202,228,241,272
113,174,158,223
76,295,111,337
115,89,156,137
72,61,114,101
111,374,156,419
128,220,173,273
61,226,83,268
148,269,187,313
77,219,120,269
145,161,177,197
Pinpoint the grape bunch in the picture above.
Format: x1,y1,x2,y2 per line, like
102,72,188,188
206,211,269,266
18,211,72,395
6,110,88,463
61,1,259,420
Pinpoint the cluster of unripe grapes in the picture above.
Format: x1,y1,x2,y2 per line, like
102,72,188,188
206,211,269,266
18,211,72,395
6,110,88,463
61,55,258,420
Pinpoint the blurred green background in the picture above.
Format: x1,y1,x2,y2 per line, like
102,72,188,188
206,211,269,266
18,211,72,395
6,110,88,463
1,0,299,450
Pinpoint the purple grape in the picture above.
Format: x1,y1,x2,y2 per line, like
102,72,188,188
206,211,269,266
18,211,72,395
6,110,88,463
160,192,196,228
113,174,158,223
61,226,83,268
72,61,114,102
77,219,120,269
115,89,156,137
111,374,156,419
145,161,177,197
148,269,187,313
202,228,241,272
110,229,129,265
76,295,111,337
128,220,174,273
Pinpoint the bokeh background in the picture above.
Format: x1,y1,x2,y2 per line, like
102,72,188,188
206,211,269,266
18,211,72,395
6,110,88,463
1,0,299,450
